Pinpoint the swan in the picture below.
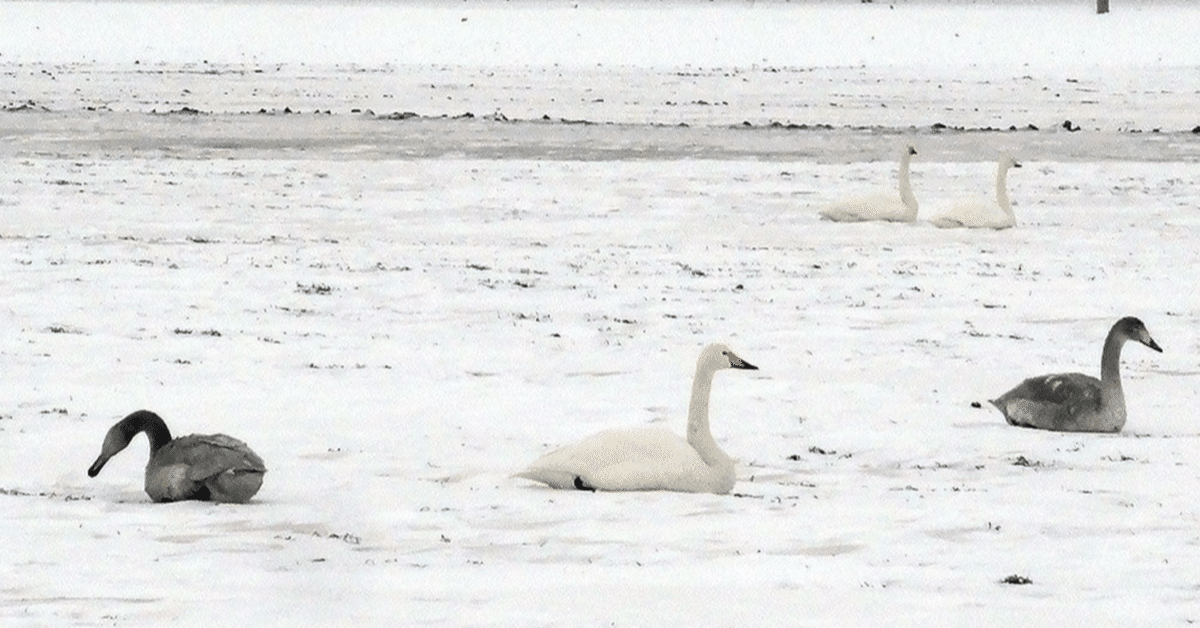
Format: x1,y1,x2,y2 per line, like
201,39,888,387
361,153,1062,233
818,145,919,223
87,409,266,502
929,154,1022,229
515,343,758,494
990,317,1162,433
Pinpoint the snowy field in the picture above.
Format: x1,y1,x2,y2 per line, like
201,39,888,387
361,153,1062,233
3,1,1200,626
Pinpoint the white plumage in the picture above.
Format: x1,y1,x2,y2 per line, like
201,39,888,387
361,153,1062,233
515,343,757,494
929,154,1022,230
819,145,919,223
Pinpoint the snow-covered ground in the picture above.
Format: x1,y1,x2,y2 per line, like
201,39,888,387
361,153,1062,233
3,1,1200,626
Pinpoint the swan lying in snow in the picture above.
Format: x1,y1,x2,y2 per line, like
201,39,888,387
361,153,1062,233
88,410,266,502
928,154,1022,230
991,317,1162,433
515,343,758,494
818,145,919,223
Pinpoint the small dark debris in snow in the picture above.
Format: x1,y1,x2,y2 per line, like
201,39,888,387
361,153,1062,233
296,282,333,295
1191,125,1200,134
329,532,361,545
466,263,491,271
1062,119,1081,132
675,262,707,277
808,446,836,456
0,487,91,501
1012,455,1041,468
970,401,983,409
1000,574,1033,585
378,111,419,120
3,100,49,112
173,328,222,337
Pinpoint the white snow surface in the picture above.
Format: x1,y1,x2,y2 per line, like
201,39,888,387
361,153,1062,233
3,1,1200,626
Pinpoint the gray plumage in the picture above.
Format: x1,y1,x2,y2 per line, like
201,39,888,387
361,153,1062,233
991,317,1162,433
88,410,266,503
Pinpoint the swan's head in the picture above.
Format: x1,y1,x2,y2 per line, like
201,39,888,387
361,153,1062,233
87,410,167,477
87,422,136,477
700,343,758,372
1114,317,1162,353
905,145,917,157
1001,154,1022,170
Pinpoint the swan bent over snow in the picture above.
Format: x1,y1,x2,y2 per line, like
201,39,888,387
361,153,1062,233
991,317,1162,433
929,154,1022,229
819,145,919,223
87,410,267,502
515,343,757,494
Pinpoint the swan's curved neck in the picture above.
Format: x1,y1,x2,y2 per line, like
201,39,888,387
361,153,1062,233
994,163,1013,219
686,365,727,467
118,410,174,453
898,152,917,216
1099,329,1128,418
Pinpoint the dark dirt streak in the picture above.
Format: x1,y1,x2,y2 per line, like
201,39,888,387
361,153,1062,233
1,113,1196,163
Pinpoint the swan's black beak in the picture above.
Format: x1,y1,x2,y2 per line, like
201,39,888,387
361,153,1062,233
731,357,758,370
1143,337,1163,353
1013,162,1023,168
87,455,108,478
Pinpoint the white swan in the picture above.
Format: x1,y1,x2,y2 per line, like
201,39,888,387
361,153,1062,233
514,343,757,494
818,145,919,223
929,154,1022,230
990,317,1162,433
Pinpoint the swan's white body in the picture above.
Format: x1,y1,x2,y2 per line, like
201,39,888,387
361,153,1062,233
819,146,919,223
515,344,757,494
929,154,1021,230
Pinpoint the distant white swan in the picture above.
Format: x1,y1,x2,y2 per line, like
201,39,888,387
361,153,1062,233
515,343,758,494
818,145,919,223
929,154,1022,230
990,317,1162,433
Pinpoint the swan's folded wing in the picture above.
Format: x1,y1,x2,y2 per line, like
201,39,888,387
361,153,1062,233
516,426,703,491
159,434,267,482
993,372,1102,430
819,191,909,223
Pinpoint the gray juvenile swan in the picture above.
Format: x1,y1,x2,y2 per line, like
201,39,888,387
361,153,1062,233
515,343,757,494
991,317,1162,433
929,154,1021,229
88,410,266,502
818,145,919,223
